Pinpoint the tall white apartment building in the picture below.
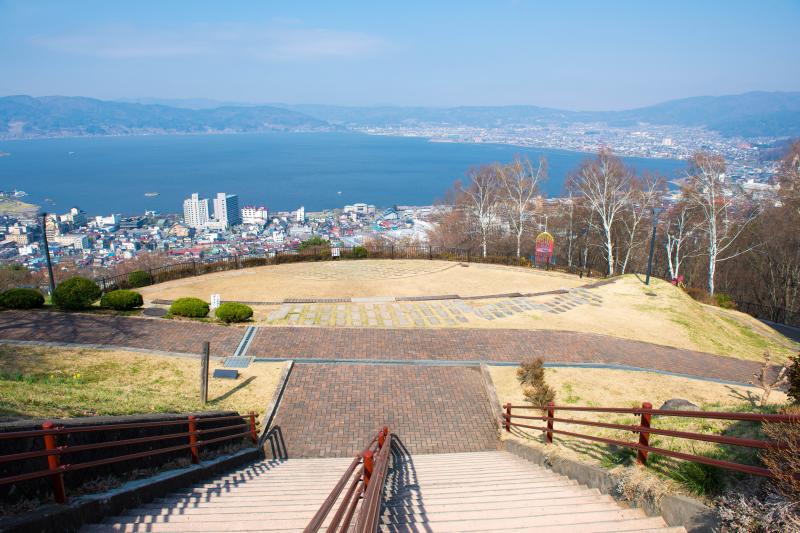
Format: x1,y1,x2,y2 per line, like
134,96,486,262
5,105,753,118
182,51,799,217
213,193,241,228
295,206,305,223
183,193,210,228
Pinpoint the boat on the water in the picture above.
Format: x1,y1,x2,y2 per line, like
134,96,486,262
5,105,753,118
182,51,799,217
144,192,159,197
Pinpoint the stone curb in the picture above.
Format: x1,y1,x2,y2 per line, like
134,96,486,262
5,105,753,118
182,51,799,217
502,440,718,532
479,363,504,434
0,447,261,533
261,360,294,434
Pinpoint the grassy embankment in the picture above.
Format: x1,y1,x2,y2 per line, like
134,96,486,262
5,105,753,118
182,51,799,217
0,344,283,420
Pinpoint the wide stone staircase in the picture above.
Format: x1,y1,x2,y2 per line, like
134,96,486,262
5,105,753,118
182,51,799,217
83,451,683,532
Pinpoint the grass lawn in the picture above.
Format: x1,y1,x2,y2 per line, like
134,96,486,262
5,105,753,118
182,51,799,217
489,365,790,498
0,345,284,420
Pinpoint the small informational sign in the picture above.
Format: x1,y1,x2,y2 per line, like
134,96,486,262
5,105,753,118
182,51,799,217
332,247,340,258
213,369,239,380
210,293,221,310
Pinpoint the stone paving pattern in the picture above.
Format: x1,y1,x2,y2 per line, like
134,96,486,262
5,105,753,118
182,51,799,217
0,310,773,383
271,363,498,457
264,287,604,327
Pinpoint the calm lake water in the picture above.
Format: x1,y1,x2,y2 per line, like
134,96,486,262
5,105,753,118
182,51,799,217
0,132,686,215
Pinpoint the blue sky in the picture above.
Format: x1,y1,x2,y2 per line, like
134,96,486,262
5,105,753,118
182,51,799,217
1,0,798,110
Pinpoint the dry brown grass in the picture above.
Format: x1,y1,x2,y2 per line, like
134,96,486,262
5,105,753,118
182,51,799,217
494,276,797,362
0,344,284,420
138,259,584,302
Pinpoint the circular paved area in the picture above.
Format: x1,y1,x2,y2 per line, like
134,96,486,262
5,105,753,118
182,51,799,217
0,310,779,385
137,260,586,302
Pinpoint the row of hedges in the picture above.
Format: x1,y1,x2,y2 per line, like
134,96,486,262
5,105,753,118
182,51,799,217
169,298,253,323
0,277,250,323
0,278,145,312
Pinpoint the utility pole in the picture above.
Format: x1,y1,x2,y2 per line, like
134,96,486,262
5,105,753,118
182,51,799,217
41,212,56,296
645,208,662,286
200,342,210,405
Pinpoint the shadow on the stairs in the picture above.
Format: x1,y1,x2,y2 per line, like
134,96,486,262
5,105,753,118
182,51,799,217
261,425,288,460
382,436,433,533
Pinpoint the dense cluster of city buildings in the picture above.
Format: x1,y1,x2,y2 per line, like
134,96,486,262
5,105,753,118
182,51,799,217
357,122,780,184
0,192,437,275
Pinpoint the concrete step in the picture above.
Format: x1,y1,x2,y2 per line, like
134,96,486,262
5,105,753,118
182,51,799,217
377,515,674,533
130,494,618,516
174,478,580,497
378,517,680,533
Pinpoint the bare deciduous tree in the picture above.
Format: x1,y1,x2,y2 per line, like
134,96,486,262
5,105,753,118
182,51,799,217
498,156,545,258
571,149,633,276
664,201,700,281
778,140,800,215
617,173,664,274
684,152,760,294
460,165,501,258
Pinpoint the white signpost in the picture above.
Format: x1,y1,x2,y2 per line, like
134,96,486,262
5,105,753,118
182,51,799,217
210,293,221,311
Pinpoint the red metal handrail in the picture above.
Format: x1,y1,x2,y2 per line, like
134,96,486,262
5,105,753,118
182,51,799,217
0,412,260,504
304,426,392,533
502,402,799,478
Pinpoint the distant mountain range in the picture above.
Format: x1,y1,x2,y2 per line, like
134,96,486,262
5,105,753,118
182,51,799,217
1,91,799,140
277,92,800,138
0,95,329,138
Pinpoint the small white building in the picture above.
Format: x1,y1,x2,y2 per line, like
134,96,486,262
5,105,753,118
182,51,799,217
344,203,376,216
241,206,269,225
54,234,89,250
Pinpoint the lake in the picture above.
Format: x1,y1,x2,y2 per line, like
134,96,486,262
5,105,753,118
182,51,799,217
0,132,686,215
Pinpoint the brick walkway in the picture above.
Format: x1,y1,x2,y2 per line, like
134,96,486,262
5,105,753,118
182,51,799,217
249,327,768,384
271,363,498,457
0,310,243,356
0,310,771,383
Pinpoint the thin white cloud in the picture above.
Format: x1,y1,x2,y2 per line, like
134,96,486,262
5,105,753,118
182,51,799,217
31,21,386,61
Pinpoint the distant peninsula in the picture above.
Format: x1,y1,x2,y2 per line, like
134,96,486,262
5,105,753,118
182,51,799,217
0,197,38,216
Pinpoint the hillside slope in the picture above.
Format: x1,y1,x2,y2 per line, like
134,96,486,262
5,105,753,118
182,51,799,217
512,275,798,363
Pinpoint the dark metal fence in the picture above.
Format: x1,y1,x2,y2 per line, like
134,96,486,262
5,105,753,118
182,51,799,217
731,300,800,329
97,244,601,292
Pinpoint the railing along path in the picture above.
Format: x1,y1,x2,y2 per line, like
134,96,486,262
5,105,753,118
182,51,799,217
305,426,392,533
503,402,799,478
0,412,259,503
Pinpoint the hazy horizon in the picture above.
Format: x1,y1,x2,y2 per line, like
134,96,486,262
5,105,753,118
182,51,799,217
1,1,798,111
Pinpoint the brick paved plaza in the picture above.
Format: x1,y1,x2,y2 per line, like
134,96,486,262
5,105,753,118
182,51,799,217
271,363,498,457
